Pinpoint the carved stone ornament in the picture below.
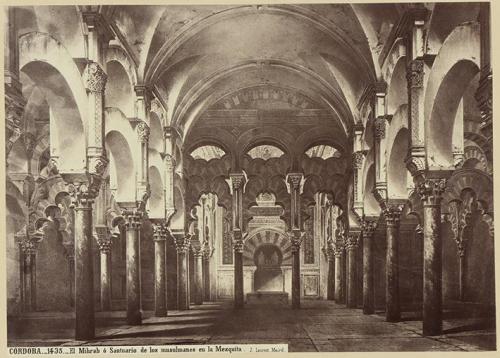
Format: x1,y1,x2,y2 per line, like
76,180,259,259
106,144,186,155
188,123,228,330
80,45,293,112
152,222,167,241
383,204,405,226
83,62,107,93
230,174,245,191
361,219,377,237
345,233,359,250
407,59,424,88
96,236,112,253
88,155,109,177
417,178,447,206
23,133,36,159
374,117,386,139
122,209,143,230
352,151,365,170
287,173,303,190
5,97,25,128
66,178,101,208
405,154,426,178
20,237,40,255
137,122,150,142
174,235,191,253
192,245,204,257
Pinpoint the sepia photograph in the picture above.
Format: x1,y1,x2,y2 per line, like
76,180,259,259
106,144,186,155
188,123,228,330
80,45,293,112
3,1,496,353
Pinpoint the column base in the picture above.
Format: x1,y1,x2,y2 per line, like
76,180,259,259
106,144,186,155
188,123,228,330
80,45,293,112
126,311,142,325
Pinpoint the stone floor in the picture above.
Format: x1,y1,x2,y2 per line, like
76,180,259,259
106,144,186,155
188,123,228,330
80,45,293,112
8,301,497,352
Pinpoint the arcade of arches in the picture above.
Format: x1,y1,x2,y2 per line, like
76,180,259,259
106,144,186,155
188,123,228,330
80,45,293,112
4,3,495,350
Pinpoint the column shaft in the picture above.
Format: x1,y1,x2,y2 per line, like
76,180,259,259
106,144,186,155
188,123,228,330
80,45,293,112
291,238,301,309
234,245,244,308
124,214,142,325
193,253,203,305
386,221,400,322
334,252,343,302
203,257,210,301
362,230,374,314
74,203,95,339
418,178,447,336
327,256,335,300
175,236,190,310
346,236,358,308
100,250,111,311
154,238,167,316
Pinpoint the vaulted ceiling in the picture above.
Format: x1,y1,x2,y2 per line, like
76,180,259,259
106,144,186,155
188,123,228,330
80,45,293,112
101,3,408,148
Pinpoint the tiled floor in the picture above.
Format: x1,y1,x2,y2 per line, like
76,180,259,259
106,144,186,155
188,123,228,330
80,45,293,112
8,301,496,351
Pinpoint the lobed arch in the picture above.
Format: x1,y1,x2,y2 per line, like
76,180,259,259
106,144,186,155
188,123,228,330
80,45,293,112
424,22,480,169
19,32,87,173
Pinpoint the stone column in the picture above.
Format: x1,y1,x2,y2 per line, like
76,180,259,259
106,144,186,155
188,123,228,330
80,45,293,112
417,178,447,336
229,173,246,309
361,220,377,314
346,233,359,308
19,237,39,312
175,235,191,310
152,221,167,317
291,232,302,309
192,246,204,305
63,242,75,307
233,232,244,308
95,226,112,311
333,244,343,303
66,180,100,340
326,245,335,300
122,209,143,325
202,248,211,301
384,205,404,322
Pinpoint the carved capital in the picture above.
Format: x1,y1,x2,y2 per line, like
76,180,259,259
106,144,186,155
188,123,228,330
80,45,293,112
346,232,360,250
287,173,303,190
230,173,246,191
152,221,167,241
96,231,112,252
383,204,405,227
192,245,204,257
83,62,107,93
20,238,40,255
352,151,366,170
407,59,424,88
65,177,101,208
122,209,143,230
137,122,150,143
405,153,427,179
88,155,109,177
361,219,377,238
417,178,447,206
174,235,191,253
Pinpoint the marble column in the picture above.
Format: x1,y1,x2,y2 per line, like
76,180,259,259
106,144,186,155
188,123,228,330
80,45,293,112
67,181,99,340
95,226,112,311
203,249,211,301
384,206,403,322
291,231,302,309
175,235,191,310
152,221,167,317
122,209,143,325
233,232,244,309
333,245,343,303
19,237,39,312
63,242,75,308
362,220,377,314
346,233,359,308
192,246,204,305
418,178,447,336
326,246,335,300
